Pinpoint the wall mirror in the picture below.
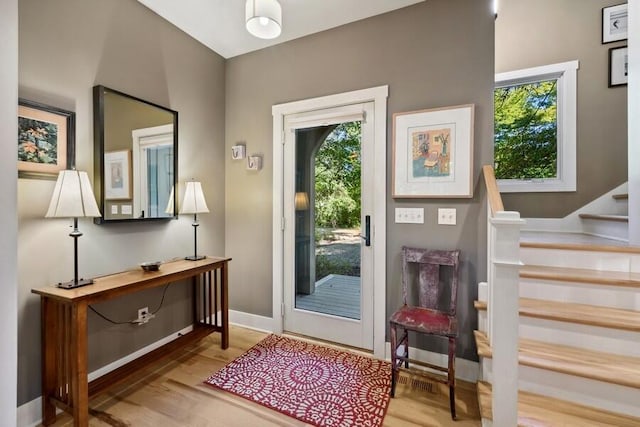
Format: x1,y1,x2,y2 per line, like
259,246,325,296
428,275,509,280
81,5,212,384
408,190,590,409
93,85,178,223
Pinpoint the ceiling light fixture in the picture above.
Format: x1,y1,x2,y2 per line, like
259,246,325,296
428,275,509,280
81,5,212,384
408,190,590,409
245,0,282,39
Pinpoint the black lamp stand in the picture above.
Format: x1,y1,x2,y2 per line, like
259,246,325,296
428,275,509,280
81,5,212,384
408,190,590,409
57,218,94,289
185,213,206,261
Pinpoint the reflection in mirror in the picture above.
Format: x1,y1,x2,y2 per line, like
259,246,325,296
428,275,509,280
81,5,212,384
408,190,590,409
93,85,178,223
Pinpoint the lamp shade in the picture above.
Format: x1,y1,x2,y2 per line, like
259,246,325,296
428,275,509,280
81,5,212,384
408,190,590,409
180,181,210,215
46,170,101,218
245,0,282,39
294,192,309,211
165,187,175,214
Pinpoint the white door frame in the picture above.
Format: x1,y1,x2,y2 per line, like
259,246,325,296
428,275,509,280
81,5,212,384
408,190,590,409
272,85,388,358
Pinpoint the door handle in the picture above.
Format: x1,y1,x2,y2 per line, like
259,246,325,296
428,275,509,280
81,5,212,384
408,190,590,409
360,215,371,247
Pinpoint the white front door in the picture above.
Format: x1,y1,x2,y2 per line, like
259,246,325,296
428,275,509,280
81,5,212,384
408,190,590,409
282,102,374,350
272,86,388,357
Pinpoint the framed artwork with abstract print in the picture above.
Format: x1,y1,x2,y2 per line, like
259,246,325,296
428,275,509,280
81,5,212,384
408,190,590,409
18,99,75,180
393,104,474,198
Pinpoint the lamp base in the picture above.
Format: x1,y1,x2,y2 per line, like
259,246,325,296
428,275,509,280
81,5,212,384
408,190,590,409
185,255,206,261
57,278,94,289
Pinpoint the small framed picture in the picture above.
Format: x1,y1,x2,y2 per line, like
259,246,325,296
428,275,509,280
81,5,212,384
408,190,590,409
18,99,75,180
231,144,246,160
392,104,474,198
104,150,131,199
609,46,628,87
602,4,627,43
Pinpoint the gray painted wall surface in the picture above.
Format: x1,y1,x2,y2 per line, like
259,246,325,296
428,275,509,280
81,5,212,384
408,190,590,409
225,0,494,361
18,0,225,404
496,0,628,217
1,0,18,424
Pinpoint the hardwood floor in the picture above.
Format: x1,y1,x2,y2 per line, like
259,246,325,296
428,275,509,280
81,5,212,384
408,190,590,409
46,325,481,426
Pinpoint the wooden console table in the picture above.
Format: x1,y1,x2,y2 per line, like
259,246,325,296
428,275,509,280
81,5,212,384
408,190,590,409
32,256,230,426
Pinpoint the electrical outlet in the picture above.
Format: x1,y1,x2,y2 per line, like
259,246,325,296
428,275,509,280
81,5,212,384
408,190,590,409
136,307,154,324
438,208,456,225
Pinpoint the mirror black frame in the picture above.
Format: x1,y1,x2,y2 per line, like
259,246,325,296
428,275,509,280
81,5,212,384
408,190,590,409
93,85,178,224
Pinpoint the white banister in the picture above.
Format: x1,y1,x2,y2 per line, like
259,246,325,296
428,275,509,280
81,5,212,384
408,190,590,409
486,205,524,426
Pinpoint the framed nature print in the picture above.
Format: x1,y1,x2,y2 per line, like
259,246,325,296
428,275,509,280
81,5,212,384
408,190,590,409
602,3,627,43
18,99,75,179
609,46,628,87
393,104,474,198
104,150,131,199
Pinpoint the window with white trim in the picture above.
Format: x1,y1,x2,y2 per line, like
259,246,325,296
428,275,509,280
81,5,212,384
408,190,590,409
494,60,578,192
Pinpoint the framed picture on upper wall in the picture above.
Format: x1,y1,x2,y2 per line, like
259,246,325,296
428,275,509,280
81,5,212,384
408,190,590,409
602,3,627,43
18,99,75,180
392,104,474,198
609,45,628,87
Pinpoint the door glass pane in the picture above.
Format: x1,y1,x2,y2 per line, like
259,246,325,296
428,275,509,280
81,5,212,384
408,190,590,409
294,122,362,320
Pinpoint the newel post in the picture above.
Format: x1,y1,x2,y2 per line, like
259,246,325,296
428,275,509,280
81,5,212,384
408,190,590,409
488,210,524,426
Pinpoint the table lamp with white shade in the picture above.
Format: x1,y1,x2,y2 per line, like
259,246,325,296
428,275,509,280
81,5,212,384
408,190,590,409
45,170,101,289
180,180,209,261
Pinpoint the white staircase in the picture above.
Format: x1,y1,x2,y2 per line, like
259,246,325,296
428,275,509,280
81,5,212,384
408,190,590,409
476,233,640,426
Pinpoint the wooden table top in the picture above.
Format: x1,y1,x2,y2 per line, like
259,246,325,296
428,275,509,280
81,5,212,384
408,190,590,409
31,256,231,304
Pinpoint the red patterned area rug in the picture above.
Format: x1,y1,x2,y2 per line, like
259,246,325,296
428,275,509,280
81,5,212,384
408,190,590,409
204,334,392,427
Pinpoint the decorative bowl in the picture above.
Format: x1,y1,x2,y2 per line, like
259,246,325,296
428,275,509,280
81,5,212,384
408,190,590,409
140,261,161,272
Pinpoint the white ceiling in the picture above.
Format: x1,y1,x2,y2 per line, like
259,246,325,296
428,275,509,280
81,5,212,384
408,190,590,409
136,0,425,59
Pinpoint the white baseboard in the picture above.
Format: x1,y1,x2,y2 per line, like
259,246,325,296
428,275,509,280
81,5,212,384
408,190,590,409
18,324,194,427
385,342,479,383
228,309,275,333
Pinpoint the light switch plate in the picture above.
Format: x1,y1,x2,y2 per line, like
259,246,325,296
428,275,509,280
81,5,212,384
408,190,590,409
438,208,456,225
395,208,424,224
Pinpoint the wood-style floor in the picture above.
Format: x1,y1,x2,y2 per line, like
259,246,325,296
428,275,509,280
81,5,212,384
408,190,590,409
46,325,481,426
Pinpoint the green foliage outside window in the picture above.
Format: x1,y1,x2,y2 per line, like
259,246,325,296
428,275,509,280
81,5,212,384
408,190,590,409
494,79,558,179
314,121,361,228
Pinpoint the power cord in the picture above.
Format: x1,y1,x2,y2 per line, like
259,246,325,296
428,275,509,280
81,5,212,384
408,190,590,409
88,283,172,325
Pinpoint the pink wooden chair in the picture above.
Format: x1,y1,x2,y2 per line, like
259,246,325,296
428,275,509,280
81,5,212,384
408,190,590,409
389,246,460,420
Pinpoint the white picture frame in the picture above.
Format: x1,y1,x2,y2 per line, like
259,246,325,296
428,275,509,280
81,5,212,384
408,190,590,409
392,104,474,198
104,150,131,199
602,3,627,44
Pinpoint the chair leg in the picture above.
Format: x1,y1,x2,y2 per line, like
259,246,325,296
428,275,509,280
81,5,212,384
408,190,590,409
390,322,398,397
448,336,456,420
402,330,409,368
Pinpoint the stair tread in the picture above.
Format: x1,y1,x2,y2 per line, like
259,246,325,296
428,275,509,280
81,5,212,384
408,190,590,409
474,298,640,332
612,193,628,200
477,381,640,427
521,264,640,288
474,330,640,389
520,231,639,253
578,213,629,222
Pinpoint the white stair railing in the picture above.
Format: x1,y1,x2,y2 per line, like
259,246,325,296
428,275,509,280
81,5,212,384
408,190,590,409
483,165,524,426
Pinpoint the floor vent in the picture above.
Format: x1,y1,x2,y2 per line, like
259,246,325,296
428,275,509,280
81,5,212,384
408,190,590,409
398,375,436,393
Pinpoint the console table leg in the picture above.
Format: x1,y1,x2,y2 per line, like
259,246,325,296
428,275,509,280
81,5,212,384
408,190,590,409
221,264,229,349
41,297,57,426
71,302,89,426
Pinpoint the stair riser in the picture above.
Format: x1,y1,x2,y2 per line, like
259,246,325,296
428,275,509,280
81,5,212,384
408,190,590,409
521,247,640,272
477,311,640,358
581,218,628,241
520,278,640,310
519,317,640,358
481,359,640,418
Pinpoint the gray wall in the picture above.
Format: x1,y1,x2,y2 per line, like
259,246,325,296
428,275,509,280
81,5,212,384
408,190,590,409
1,0,18,424
496,0,628,217
18,0,225,405
225,0,494,360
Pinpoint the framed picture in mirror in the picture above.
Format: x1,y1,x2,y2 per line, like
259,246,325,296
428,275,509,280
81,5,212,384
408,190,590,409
104,150,131,200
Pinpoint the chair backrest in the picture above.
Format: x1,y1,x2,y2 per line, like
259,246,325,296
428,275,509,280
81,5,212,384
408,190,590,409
401,246,460,316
